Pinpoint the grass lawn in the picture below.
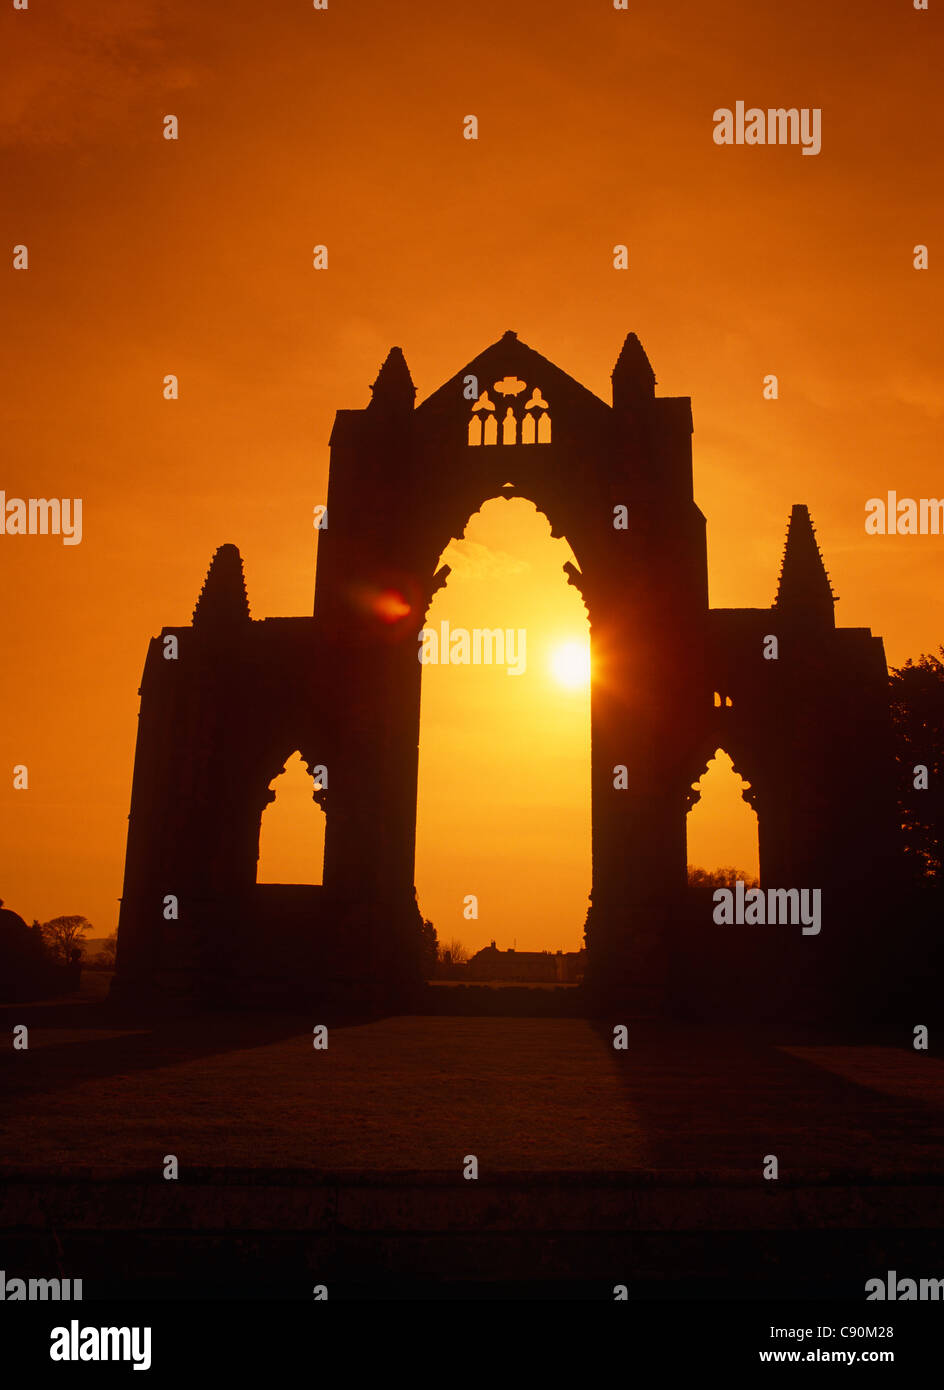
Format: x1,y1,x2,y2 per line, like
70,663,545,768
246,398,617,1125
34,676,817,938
2,981,942,1180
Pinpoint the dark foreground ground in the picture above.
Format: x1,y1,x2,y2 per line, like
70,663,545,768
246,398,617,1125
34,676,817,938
1,972,942,1299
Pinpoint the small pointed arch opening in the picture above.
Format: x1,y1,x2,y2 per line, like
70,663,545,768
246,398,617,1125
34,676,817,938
257,751,326,885
686,748,759,886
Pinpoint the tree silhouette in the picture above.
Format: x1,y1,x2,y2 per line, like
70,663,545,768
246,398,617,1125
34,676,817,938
418,919,438,978
98,931,118,969
889,648,944,881
439,937,469,966
42,915,93,965
687,866,760,888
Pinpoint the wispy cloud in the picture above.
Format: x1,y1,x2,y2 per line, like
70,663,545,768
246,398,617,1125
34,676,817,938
439,538,530,579
0,6,200,147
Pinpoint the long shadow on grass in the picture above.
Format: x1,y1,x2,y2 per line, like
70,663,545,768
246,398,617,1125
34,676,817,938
0,995,398,1110
588,1018,944,1181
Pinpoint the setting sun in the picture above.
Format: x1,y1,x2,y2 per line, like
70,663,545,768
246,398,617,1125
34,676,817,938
550,641,591,689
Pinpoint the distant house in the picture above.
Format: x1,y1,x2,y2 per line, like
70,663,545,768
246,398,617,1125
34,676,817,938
465,941,585,984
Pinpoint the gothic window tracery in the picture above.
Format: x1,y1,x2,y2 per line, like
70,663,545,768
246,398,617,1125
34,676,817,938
467,378,551,445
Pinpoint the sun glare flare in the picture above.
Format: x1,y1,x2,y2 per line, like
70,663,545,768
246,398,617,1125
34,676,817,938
550,641,591,689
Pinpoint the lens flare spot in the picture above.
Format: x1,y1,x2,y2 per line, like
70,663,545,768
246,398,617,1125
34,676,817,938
372,589,412,623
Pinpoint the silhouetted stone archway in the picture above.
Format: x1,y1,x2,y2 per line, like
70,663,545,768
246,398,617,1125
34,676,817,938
113,331,898,1015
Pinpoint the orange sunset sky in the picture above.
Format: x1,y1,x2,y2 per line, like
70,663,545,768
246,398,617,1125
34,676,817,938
1,0,942,955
